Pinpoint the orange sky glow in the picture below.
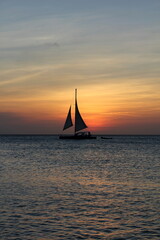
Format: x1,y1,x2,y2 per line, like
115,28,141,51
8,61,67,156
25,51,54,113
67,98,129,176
0,1,160,134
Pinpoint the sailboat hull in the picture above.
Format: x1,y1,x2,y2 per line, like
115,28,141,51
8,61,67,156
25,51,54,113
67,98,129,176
59,131,96,139
59,135,96,139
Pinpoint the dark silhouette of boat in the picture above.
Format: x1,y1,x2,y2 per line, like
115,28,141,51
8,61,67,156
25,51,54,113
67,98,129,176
59,89,96,139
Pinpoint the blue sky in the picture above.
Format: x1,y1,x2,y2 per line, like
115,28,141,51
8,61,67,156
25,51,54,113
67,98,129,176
0,0,160,134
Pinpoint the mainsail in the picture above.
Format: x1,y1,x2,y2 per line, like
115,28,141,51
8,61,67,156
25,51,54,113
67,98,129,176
63,106,73,130
75,100,87,132
62,89,87,133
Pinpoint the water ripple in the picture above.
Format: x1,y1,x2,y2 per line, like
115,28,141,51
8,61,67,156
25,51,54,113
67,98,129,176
0,135,160,239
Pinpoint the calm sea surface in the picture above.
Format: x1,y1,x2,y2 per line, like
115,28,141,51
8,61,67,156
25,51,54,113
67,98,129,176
0,135,160,240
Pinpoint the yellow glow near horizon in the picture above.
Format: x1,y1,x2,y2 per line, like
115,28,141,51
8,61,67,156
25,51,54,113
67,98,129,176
1,0,160,134
1,78,159,134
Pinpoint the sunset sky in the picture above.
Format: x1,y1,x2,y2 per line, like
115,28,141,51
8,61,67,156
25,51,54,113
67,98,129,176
0,0,160,134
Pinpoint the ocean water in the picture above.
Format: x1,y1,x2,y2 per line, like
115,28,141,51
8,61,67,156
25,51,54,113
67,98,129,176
0,135,160,240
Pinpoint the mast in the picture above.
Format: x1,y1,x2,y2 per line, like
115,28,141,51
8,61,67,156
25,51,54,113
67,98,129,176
74,88,77,135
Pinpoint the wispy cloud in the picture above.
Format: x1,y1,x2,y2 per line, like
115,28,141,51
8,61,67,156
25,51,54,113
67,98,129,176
0,0,160,134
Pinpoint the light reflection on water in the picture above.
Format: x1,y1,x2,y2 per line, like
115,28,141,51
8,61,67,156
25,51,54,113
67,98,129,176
0,135,160,239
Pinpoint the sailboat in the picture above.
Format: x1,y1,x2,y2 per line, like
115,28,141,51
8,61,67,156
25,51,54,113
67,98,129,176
59,89,96,139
